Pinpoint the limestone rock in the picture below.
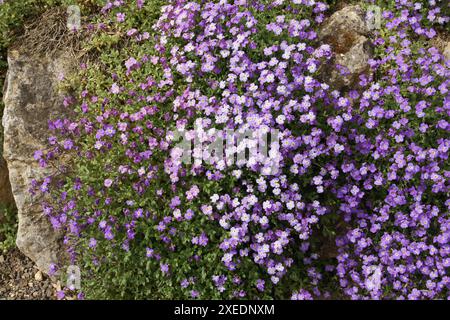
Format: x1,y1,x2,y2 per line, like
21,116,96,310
318,5,373,89
2,49,77,274
1,81,15,210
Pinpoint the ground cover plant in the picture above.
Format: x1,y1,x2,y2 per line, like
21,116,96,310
26,0,449,300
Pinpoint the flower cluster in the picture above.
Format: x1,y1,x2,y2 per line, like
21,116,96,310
333,1,450,300
33,0,449,300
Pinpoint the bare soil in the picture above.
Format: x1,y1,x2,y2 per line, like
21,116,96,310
0,248,56,300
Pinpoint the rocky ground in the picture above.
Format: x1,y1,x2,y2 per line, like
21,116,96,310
0,248,56,300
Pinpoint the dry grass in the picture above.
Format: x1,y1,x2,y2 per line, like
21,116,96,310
10,7,85,60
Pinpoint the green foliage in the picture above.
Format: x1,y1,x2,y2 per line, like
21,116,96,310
0,204,17,253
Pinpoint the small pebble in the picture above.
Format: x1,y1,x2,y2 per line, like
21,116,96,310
34,271,43,282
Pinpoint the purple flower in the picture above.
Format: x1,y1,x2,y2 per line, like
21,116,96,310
34,150,43,160
110,83,120,94
104,179,113,188
160,263,169,274
63,139,74,150
56,290,65,300
88,238,97,248
192,232,209,247
116,13,125,23
256,279,265,292
125,57,138,70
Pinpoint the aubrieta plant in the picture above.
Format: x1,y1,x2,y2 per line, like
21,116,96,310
32,0,449,300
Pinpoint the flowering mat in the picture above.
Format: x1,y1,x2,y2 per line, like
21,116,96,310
1,0,449,300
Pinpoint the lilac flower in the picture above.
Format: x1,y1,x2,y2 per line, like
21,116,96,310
48,263,58,276
63,139,74,150
125,57,138,71
160,263,169,274
146,247,154,258
256,279,265,292
88,238,97,249
110,83,120,94
104,179,113,188
56,290,65,300
34,150,43,160
192,232,209,247
116,13,125,23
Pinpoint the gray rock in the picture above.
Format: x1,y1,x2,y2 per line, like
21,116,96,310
2,49,77,274
318,5,373,89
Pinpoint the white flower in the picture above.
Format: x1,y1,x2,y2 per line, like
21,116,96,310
110,83,120,94
259,216,269,225
211,194,219,203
